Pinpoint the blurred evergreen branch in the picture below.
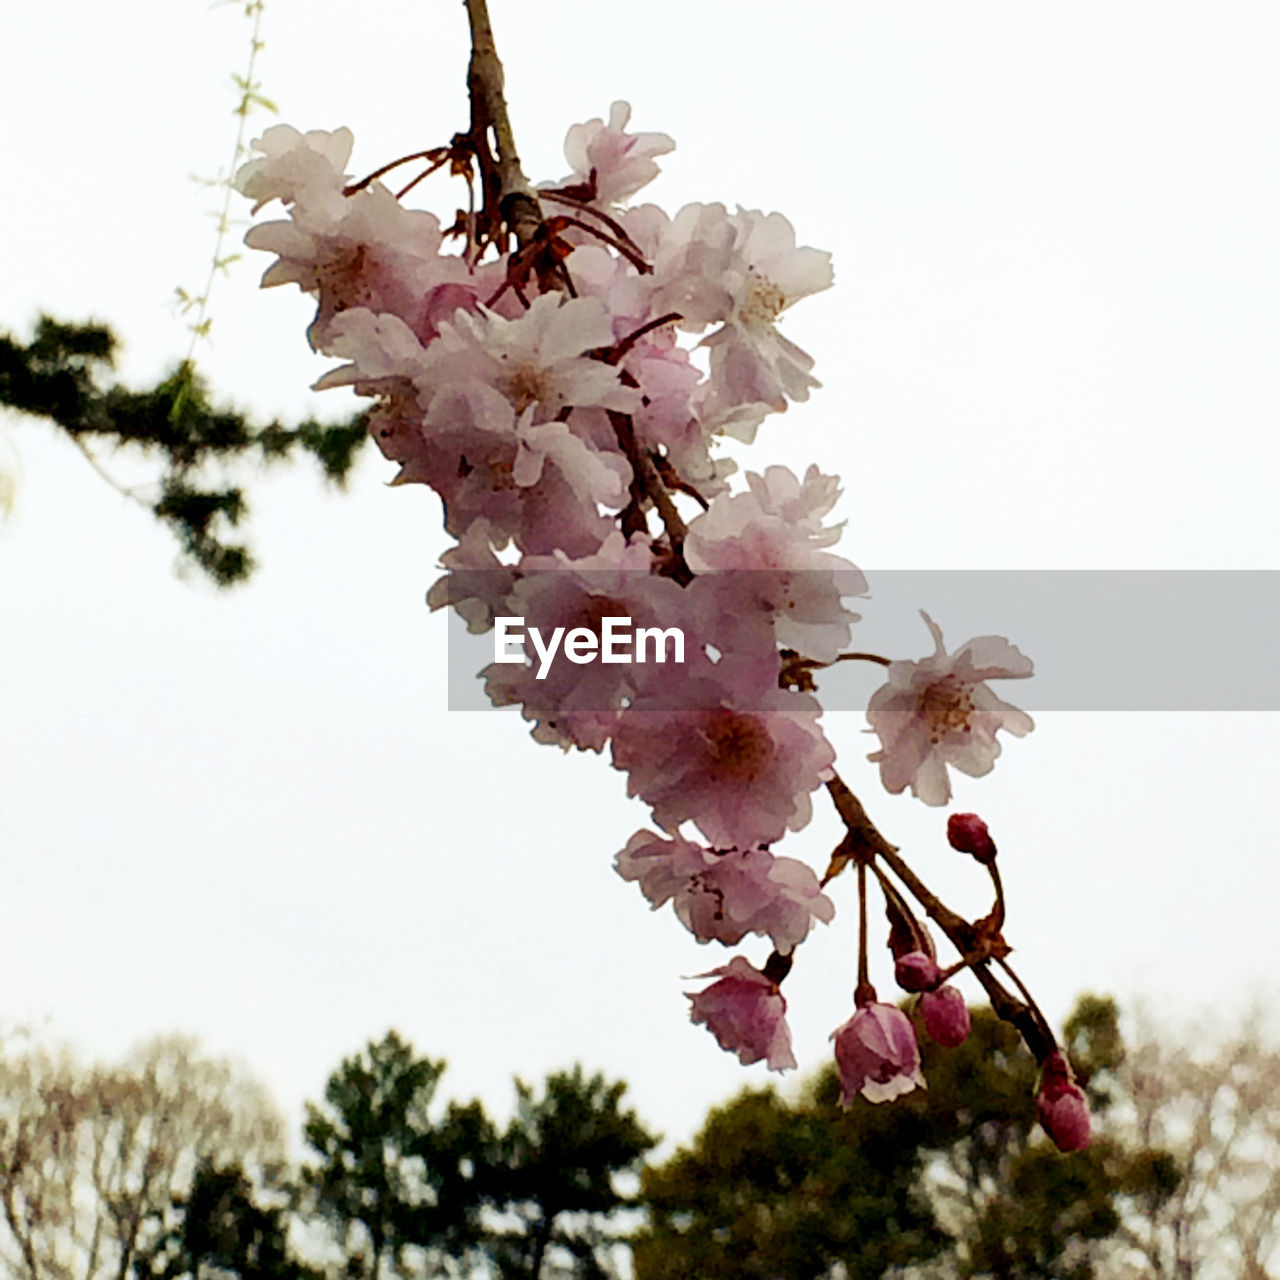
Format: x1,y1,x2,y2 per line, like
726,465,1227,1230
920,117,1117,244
0,315,368,587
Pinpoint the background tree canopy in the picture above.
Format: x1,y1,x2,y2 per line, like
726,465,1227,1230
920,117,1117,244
5,1003,1277,1279
633,995,1179,1280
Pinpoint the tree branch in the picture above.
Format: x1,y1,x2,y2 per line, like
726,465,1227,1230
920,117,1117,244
462,0,542,250
825,771,1057,1062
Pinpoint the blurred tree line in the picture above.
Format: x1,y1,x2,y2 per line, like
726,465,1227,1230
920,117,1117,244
1,1000,1275,1280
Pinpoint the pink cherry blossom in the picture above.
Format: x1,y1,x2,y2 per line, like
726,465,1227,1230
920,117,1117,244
238,151,477,352
234,124,353,213
480,533,694,751
611,665,836,850
412,382,625,556
615,830,834,953
701,209,833,410
920,985,971,1048
831,1002,925,1105
867,612,1034,806
425,522,517,635
417,294,642,421
1036,1050,1092,1151
313,308,428,390
621,337,736,498
650,205,832,411
551,101,675,208
687,956,796,1071
685,465,865,665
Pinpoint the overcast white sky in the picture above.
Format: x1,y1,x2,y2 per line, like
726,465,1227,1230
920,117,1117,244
3,1,1278,1156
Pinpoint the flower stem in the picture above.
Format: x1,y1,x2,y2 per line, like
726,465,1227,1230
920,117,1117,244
825,771,1057,1061
989,860,1007,931
854,859,875,1006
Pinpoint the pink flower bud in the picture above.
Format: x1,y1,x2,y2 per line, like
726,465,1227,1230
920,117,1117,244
894,950,941,993
920,984,971,1047
1036,1050,1092,1152
947,812,997,864
830,1002,925,1106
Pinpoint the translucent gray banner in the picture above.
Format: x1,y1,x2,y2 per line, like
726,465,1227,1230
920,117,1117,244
436,571,1280,712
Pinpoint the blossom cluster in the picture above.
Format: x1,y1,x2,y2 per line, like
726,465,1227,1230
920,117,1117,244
235,102,1081,1148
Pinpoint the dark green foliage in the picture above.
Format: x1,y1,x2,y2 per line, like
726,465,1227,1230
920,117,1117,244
0,316,368,586
135,1160,316,1280
300,1031,491,1280
635,1076,947,1280
634,996,1177,1280
300,1040,659,1280
481,1065,660,1280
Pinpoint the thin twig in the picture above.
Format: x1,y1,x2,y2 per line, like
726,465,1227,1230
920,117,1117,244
70,438,149,508
344,149,446,197
606,410,692,582
540,189,648,260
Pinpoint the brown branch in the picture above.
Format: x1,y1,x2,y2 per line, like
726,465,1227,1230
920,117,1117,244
607,410,692,584
463,0,542,251
604,312,683,366
545,213,652,273
824,771,1057,1061
540,188,649,261
343,148,447,197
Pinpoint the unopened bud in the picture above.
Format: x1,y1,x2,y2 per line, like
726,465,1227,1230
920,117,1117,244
894,950,941,993
947,813,997,864
920,985,971,1047
1036,1050,1091,1152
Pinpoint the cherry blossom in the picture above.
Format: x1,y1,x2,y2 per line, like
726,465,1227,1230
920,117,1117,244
611,665,836,850
425,522,517,634
649,204,832,412
867,612,1035,806
481,533,693,751
235,124,353,214
235,130,483,353
549,100,675,208
252,196,475,351
416,295,642,420
412,382,625,555
831,1002,925,1105
615,830,834,953
686,956,796,1071
685,465,865,665
701,209,833,410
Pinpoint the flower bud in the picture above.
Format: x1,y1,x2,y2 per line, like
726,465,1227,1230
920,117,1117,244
920,984,971,1047
947,812,997,864
894,950,941,993
1036,1050,1091,1152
